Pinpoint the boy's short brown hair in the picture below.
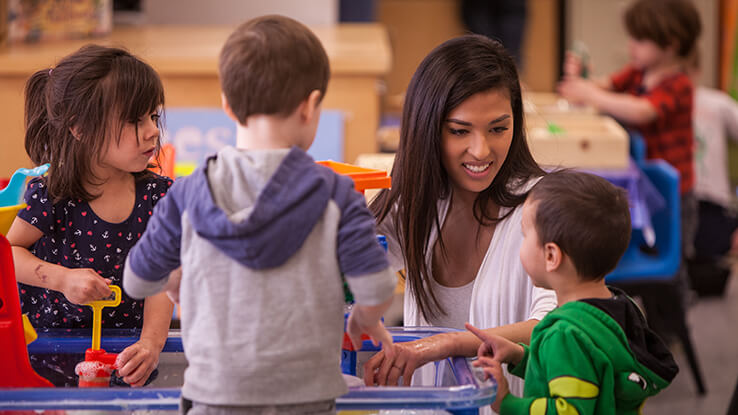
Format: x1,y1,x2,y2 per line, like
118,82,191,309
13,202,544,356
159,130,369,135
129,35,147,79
624,0,701,58
528,170,632,281
219,15,330,123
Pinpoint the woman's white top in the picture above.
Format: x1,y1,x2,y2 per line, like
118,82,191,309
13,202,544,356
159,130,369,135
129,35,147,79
376,183,558,400
427,277,475,330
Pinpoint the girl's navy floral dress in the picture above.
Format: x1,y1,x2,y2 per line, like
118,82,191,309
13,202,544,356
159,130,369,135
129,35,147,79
17,173,172,386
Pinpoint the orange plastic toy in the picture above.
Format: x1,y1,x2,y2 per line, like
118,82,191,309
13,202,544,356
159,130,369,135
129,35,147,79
149,143,176,179
0,234,53,387
319,161,392,352
317,160,391,195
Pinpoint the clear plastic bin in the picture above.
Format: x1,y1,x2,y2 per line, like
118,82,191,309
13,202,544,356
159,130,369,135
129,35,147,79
0,327,496,415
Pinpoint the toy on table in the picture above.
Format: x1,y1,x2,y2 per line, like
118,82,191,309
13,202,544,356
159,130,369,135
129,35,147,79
0,234,53,387
317,160,391,195
74,285,121,387
0,164,50,207
568,40,590,79
148,143,176,178
317,161,393,356
0,164,50,235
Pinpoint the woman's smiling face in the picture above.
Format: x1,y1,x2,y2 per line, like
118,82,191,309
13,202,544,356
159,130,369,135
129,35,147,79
440,88,514,197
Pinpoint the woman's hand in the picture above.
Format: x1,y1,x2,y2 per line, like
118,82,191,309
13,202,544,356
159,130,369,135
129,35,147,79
473,356,509,413
60,268,112,304
363,333,455,386
465,323,524,365
115,337,162,387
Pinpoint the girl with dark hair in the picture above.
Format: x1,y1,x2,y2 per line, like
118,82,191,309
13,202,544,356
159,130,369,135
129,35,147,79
366,35,557,396
6,45,174,387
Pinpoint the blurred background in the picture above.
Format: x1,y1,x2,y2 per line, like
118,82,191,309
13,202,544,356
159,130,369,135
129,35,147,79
1,0,735,177
0,1,737,414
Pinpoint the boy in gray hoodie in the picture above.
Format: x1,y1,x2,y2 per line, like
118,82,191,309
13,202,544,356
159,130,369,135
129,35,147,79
123,15,397,415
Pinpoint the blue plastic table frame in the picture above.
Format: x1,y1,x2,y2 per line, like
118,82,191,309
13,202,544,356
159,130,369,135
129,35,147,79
0,327,496,414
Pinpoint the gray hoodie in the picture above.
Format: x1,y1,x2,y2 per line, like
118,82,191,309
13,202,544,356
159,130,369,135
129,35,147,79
123,146,396,406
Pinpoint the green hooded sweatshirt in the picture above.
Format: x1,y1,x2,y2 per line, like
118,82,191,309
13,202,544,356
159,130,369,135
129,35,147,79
500,287,678,415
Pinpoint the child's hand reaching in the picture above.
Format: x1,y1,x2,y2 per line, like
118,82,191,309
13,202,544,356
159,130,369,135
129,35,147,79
557,77,598,106
473,356,509,413
465,323,524,365
61,268,112,304
115,337,162,387
347,305,394,360
563,50,586,78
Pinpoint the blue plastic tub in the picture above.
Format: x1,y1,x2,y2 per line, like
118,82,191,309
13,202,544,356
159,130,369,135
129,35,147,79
0,327,496,414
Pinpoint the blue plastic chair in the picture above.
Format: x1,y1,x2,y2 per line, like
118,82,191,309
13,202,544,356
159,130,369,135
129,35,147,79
606,158,706,395
628,130,647,164
606,160,681,282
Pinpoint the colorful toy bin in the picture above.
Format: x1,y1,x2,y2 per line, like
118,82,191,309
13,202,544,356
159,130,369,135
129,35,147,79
1,328,497,414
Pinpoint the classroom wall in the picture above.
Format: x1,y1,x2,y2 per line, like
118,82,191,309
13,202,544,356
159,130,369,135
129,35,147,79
377,0,560,108
566,0,719,88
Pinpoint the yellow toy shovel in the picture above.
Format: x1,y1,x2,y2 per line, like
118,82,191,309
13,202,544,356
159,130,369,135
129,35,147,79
85,285,121,351
75,285,121,387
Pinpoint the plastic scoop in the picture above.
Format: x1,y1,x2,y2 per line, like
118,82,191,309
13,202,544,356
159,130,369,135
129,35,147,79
0,164,50,207
75,285,121,387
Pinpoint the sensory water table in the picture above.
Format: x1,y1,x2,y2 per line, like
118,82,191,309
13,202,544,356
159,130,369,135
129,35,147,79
0,327,497,415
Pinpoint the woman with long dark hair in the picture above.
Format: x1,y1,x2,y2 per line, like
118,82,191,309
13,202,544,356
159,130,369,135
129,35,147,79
366,35,557,396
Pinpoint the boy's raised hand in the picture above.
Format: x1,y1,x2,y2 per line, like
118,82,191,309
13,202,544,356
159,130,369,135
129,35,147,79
557,77,597,105
61,268,112,304
465,322,524,365
563,50,584,78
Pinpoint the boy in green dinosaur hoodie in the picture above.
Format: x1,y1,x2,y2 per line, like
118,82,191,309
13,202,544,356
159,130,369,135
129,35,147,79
467,170,678,414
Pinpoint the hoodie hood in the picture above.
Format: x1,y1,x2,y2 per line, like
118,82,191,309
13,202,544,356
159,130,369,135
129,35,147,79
539,289,678,395
183,146,334,269
579,287,679,384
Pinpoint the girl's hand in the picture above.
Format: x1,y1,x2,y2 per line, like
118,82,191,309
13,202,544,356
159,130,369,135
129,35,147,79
115,338,162,387
60,268,112,304
363,333,454,386
465,323,525,365
473,356,509,413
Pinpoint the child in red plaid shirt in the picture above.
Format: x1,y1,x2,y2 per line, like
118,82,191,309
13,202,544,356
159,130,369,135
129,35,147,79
557,0,702,308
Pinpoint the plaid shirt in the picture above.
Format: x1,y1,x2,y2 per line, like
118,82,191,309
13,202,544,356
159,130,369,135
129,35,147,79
611,65,695,194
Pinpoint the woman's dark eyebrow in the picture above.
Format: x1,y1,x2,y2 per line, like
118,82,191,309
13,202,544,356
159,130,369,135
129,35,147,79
445,114,511,126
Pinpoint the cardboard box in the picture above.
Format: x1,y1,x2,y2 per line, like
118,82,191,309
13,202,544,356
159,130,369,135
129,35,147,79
523,91,597,115
526,112,629,169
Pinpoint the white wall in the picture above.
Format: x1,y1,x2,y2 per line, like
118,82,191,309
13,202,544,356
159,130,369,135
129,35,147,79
566,0,719,88
142,0,338,26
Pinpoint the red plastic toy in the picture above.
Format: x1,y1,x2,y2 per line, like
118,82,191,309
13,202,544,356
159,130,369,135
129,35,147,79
0,234,53,387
